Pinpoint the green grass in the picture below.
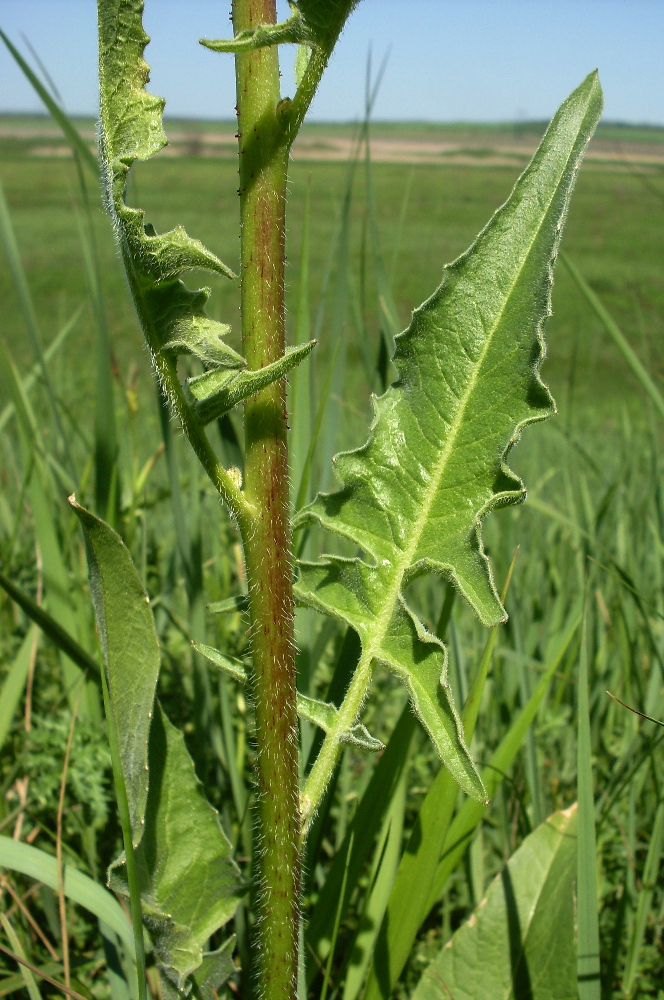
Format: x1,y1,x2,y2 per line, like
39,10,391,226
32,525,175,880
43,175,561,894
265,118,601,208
1,125,663,997
1,147,662,414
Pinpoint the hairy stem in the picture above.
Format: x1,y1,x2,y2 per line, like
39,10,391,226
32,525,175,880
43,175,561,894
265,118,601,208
232,2,300,997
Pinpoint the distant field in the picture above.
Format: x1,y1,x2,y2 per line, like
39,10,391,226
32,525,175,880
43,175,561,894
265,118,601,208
1,114,664,169
1,114,662,429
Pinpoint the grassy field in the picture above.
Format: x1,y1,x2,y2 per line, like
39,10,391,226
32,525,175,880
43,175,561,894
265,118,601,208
1,116,663,416
1,118,664,997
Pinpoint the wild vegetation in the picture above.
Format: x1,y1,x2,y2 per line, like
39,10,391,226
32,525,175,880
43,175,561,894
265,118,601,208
1,3,663,999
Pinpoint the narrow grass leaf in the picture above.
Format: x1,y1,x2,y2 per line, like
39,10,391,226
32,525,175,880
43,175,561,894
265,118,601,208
305,707,417,986
622,801,664,991
0,30,97,174
343,774,407,1000
0,838,135,957
562,253,664,421
0,913,43,1000
410,806,578,1000
427,609,580,912
361,556,518,1000
0,627,37,751
0,569,99,678
0,307,81,435
75,208,119,523
577,612,601,1000
0,179,75,478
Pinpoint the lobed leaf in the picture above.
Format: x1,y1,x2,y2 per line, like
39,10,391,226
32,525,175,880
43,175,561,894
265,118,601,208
201,0,360,59
98,0,241,370
185,340,316,425
295,73,602,798
194,641,383,751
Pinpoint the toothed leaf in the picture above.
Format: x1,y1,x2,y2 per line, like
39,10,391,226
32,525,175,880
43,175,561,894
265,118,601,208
71,501,242,994
195,641,384,750
192,938,237,1000
201,0,359,59
295,73,603,798
98,0,240,369
110,706,243,996
185,341,316,424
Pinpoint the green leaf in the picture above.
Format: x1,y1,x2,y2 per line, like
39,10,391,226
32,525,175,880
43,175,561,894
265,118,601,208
0,913,43,1000
185,340,316,425
0,838,135,959
193,641,383,751
577,612,601,1000
191,937,237,1000
201,0,359,58
109,705,243,996
70,497,159,840
305,708,418,987
410,805,578,1000
561,252,664,422
0,628,37,752
71,500,242,993
98,0,241,369
295,72,602,801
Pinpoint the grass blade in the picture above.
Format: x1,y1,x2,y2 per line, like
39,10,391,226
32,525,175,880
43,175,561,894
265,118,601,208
622,798,664,993
0,30,98,175
0,307,81,435
305,706,417,986
0,178,76,480
0,627,37,752
561,252,664,422
0,913,43,1000
426,607,581,914
577,610,601,1000
361,556,518,1000
0,838,135,957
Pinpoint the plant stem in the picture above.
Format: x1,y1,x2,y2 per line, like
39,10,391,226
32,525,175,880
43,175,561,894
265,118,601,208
232,2,300,997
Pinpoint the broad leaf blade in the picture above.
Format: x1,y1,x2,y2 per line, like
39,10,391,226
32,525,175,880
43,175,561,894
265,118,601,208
110,706,243,995
71,501,242,991
411,806,578,1000
295,72,602,796
70,497,158,840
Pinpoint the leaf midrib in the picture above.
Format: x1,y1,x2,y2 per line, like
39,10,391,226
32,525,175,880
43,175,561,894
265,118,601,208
362,132,580,667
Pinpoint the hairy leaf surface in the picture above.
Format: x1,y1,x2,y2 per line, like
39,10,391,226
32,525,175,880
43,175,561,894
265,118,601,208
295,73,602,798
70,496,158,839
98,0,241,369
194,641,383,750
201,0,360,58
110,706,243,996
72,500,242,993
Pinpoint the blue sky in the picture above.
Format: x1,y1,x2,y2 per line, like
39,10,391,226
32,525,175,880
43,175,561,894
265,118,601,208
1,1,662,125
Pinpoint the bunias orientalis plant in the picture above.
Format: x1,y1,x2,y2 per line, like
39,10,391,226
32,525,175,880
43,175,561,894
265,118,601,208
72,1,603,997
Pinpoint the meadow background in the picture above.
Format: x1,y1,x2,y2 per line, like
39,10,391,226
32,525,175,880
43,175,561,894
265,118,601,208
1,104,664,996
